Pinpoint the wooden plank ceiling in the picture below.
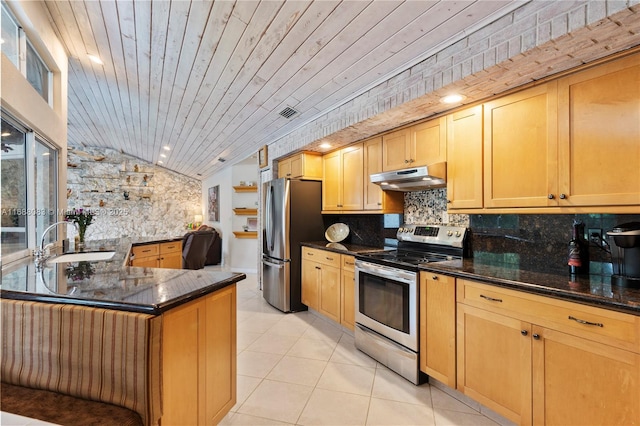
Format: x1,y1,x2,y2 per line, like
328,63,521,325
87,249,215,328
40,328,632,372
44,0,521,179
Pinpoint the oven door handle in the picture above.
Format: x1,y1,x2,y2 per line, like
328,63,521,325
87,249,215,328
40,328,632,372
355,260,416,284
355,324,416,356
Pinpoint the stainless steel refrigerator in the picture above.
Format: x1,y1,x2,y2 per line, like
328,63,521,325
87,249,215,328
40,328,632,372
262,178,324,312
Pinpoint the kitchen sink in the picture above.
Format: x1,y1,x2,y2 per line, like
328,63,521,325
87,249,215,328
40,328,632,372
47,251,116,263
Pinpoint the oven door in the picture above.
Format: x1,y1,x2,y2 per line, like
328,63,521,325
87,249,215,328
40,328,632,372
355,259,418,351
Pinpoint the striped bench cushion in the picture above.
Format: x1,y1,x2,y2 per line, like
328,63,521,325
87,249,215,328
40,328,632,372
1,300,162,426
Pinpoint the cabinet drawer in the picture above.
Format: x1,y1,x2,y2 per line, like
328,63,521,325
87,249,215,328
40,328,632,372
160,241,182,254
457,279,640,352
301,247,341,268
342,255,355,271
132,243,159,258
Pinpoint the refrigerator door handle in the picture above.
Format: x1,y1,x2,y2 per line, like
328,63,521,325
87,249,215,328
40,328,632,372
265,184,274,252
262,258,286,268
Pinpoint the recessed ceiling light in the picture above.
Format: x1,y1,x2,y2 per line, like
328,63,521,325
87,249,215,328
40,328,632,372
42,152,50,156
160,154,166,158
87,54,103,65
319,143,332,149
441,94,465,104
163,146,171,151
1,132,10,137
157,160,163,164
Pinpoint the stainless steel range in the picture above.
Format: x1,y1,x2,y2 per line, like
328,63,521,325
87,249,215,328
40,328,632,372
354,224,468,384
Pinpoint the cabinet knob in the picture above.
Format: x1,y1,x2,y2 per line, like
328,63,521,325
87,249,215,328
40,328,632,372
559,193,567,199
447,199,452,203
404,159,409,163
432,275,439,280
533,334,541,340
377,203,382,206
548,194,555,199
521,330,528,336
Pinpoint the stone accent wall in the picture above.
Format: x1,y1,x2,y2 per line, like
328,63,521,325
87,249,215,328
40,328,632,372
67,148,201,240
404,189,469,227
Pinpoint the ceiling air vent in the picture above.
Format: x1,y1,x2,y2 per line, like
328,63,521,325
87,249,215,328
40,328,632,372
279,107,298,119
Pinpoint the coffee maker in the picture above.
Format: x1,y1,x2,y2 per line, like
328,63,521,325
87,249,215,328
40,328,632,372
607,222,640,287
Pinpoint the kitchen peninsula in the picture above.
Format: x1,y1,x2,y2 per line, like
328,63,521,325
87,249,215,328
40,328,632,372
1,239,245,425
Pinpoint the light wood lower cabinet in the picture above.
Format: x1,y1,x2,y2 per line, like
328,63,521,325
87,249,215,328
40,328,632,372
341,255,356,331
456,279,640,426
301,247,355,329
419,272,456,388
162,284,236,425
130,241,182,268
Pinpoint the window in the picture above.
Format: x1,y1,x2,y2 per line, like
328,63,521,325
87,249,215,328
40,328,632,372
27,41,51,102
1,115,59,262
1,119,28,256
1,3,19,67
1,2,52,103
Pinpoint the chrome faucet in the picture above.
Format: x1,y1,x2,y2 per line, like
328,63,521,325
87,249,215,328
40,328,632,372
34,221,78,265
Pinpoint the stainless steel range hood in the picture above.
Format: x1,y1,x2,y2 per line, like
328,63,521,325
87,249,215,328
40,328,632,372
370,162,446,191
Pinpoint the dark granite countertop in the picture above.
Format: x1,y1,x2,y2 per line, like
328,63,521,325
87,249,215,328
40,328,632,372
302,241,392,256
1,238,245,315
419,259,640,315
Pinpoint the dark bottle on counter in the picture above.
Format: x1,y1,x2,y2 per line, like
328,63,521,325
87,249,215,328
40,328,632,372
568,220,589,275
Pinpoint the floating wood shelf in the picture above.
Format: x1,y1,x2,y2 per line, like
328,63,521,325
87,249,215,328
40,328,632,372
233,208,258,215
233,186,257,193
233,231,257,239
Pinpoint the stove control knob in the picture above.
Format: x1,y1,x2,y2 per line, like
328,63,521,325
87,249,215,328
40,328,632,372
447,231,453,237
455,231,461,237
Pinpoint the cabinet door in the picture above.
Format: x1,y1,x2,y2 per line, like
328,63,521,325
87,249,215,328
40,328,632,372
160,241,183,269
363,137,384,210
131,255,159,267
532,326,640,426
340,144,363,210
204,286,237,424
557,54,640,207
301,259,320,310
420,273,456,388
457,303,532,425
319,265,341,323
278,158,292,178
341,269,355,331
447,105,483,209
382,128,411,171
412,116,446,166
484,83,558,208
322,151,342,211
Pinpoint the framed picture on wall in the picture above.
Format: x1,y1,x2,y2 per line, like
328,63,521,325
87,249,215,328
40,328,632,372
258,145,268,168
208,185,219,222
246,217,257,231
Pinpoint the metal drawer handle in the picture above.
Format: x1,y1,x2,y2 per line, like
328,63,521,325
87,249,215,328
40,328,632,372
480,294,503,303
568,316,603,327
345,262,354,266
315,266,321,270
326,257,334,261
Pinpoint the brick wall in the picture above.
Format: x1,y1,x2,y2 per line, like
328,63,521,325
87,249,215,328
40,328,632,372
268,0,640,161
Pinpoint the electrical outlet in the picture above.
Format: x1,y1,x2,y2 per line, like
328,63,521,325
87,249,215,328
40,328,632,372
588,228,602,243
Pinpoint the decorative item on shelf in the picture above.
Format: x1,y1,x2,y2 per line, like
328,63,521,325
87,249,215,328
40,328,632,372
65,261,95,282
246,217,258,231
123,191,130,200
134,164,139,172
258,145,268,168
194,214,203,228
65,208,95,249
240,181,246,186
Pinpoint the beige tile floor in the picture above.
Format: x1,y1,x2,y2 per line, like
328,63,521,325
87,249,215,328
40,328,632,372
219,272,511,426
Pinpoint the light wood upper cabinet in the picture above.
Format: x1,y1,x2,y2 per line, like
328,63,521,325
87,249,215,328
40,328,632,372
412,116,447,165
322,144,363,212
278,152,323,180
446,105,483,210
483,82,559,208
363,137,404,212
557,53,640,207
382,117,446,171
